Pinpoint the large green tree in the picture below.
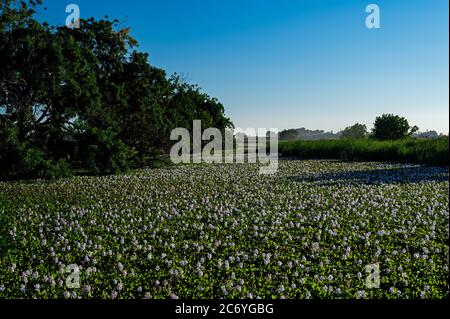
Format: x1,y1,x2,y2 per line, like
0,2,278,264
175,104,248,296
0,0,232,178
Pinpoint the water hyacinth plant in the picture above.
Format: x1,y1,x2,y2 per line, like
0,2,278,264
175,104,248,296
0,160,448,299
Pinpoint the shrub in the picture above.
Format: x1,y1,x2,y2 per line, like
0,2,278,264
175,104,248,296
341,123,368,139
75,128,134,175
372,114,418,140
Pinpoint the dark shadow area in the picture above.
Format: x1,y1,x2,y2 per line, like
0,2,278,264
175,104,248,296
284,166,449,185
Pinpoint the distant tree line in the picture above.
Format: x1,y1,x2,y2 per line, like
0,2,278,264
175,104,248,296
280,114,425,141
0,0,232,179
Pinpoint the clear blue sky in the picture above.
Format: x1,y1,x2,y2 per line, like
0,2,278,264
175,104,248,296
37,0,449,133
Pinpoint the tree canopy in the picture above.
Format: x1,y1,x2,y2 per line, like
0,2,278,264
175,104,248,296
340,123,368,139
372,114,418,141
0,0,232,179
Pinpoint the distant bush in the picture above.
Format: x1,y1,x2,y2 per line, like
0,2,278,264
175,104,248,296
372,114,418,140
341,123,368,139
279,137,449,166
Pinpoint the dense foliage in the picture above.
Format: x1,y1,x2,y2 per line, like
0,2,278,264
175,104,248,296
341,123,368,139
0,160,448,298
279,137,449,166
0,0,232,179
372,114,418,141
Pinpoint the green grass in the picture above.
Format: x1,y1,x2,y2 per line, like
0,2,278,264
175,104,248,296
279,137,449,166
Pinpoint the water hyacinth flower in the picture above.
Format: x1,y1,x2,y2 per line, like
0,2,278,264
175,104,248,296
276,285,285,294
0,160,447,299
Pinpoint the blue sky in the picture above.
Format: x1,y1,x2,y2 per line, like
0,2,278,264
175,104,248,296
37,0,449,133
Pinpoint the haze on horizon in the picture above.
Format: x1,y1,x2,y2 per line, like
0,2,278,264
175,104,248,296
39,0,449,134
